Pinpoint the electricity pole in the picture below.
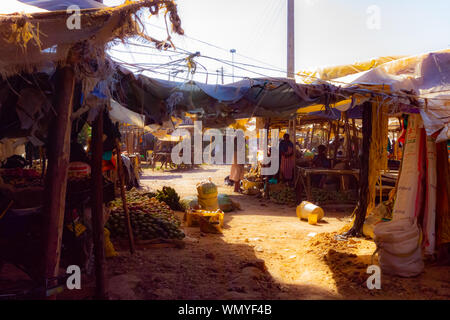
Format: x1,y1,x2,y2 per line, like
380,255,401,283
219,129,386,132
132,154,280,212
287,0,295,79
230,49,236,82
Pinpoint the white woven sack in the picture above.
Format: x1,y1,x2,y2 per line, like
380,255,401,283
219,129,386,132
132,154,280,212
374,219,424,277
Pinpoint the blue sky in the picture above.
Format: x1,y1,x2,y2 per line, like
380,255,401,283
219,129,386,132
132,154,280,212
105,0,450,83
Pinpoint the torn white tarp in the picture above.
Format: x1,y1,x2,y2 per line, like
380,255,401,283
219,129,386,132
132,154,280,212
329,49,450,141
109,99,145,128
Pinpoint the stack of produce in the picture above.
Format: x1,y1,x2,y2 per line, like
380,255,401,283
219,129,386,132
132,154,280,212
270,186,296,204
310,188,357,204
106,189,185,240
244,164,262,182
154,186,182,211
0,168,42,188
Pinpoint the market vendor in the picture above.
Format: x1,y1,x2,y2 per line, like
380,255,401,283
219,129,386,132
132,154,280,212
230,138,244,193
312,145,331,169
311,144,331,188
279,133,294,184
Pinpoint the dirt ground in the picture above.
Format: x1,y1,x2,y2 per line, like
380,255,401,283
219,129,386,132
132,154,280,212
99,164,450,300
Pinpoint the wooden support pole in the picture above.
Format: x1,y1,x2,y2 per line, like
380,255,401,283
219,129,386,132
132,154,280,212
326,120,332,154
116,140,135,254
343,111,352,163
264,118,271,200
351,118,359,161
91,109,107,299
333,121,341,165
42,66,75,298
309,125,316,149
344,102,372,237
292,116,297,182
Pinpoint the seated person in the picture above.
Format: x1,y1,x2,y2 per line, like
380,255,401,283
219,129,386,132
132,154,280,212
324,151,348,190
312,145,331,168
311,145,331,188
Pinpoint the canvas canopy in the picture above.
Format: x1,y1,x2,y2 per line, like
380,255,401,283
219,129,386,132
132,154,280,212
298,55,406,84
18,0,104,11
112,68,353,128
109,99,145,128
297,49,450,142
331,49,450,142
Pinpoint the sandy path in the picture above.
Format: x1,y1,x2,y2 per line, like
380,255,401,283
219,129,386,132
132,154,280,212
104,165,450,300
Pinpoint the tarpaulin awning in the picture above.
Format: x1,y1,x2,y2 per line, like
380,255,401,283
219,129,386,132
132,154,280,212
112,69,352,128
296,49,450,142
17,0,104,11
330,49,450,142
298,55,406,84
109,99,145,128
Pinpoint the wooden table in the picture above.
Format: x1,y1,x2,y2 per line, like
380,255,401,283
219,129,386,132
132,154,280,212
295,167,360,201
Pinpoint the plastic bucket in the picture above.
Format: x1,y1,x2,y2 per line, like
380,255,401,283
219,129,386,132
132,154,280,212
296,201,324,221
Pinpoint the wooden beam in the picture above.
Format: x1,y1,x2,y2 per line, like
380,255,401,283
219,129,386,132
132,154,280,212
351,118,359,161
42,66,75,298
344,102,372,237
91,109,107,299
343,111,352,163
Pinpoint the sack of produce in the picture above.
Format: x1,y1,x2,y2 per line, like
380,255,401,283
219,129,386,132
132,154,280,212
181,194,235,212
197,178,219,210
218,194,233,212
373,218,424,277
196,178,218,199
180,195,199,210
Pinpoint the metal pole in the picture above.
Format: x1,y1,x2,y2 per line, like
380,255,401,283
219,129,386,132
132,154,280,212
230,49,236,82
287,0,295,79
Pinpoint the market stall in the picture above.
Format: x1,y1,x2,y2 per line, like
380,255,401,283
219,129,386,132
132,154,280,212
0,0,184,299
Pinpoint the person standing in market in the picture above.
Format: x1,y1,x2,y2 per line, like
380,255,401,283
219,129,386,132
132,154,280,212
230,137,244,193
279,133,295,184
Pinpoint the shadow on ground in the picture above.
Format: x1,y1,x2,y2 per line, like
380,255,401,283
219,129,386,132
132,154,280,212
140,175,183,180
104,228,339,300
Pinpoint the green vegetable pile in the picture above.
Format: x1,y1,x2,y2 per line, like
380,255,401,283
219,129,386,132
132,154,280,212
106,189,185,240
270,187,296,204
310,188,358,204
155,186,182,211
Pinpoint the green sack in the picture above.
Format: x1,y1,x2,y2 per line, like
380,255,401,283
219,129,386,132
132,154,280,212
218,194,233,212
